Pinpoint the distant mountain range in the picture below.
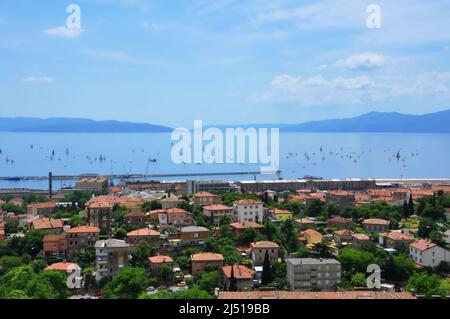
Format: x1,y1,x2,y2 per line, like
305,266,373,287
281,109,450,133
0,117,172,133
0,110,449,133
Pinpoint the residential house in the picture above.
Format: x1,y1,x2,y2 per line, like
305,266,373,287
250,241,279,266
362,219,390,233
95,239,130,281
222,265,255,291
179,226,211,244
229,221,264,235
148,255,175,275
66,226,100,256
191,252,224,275
326,216,352,229
203,204,233,226
27,202,57,216
126,228,161,247
269,209,293,221
351,233,371,250
303,229,323,246
233,199,264,223
125,212,147,226
166,208,193,226
286,258,341,291
31,217,63,233
409,239,450,268
193,192,221,206
333,229,353,245
43,234,67,258
379,231,415,250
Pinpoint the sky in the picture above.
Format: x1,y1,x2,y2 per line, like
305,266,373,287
0,0,450,127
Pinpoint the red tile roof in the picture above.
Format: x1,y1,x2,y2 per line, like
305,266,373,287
148,255,174,264
32,217,63,230
127,229,160,237
222,265,254,280
66,226,100,234
362,218,390,226
234,199,263,205
410,239,437,251
327,216,352,224
251,241,279,249
203,204,232,211
191,252,224,262
382,232,414,241
229,221,263,230
45,262,78,272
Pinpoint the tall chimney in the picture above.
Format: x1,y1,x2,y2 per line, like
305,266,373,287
48,172,53,199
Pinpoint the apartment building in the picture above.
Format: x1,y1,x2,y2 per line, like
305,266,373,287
126,228,161,247
250,241,279,266
179,226,211,244
95,239,130,281
286,258,341,291
222,265,255,292
409,239,450,268
43,234,67,258
87,202,112,235
66,226,100,256
233,199,264,223
193,192,222,206
191,252,224,275
75,177,109,192
379,231,415,250
362,218,390,233
202,204,233,225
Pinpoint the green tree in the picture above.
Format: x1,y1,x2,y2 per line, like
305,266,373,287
261,251,272,286
228,266,237,292
406,272,449,298
102,267,151,299
306,199,323,217
130,241,155,268
197,271,221,293
351,272,367,288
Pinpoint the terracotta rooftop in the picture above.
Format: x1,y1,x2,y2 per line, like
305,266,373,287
194,192,219,197
381,231,414,241
229,221,263,229
251,241,279,249
32,217,63,230
191,252,224,262
203,204,232,211
352,233,370,241
222,265,254,280
334,229,353,236
303,229,322,237
327,216,352,224
127,229,160,237
234,199,263,205
66,226,100,234
148,255,174,264
27,202,57,209
362,218,390,226
45,262,78,272
410,239,437,251
271,209,293,215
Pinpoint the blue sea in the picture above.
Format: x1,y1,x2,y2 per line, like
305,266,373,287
0,132,449,189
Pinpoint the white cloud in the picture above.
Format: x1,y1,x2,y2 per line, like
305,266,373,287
255,71,450,106
336,52,386,71
21,76,56,83
44,26,83,38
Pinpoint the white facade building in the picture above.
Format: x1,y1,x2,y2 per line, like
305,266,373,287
409,239,450,268
233,199,264,223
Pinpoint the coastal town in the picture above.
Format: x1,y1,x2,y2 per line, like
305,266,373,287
0,177,449,299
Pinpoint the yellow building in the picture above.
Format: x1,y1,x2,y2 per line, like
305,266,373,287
270,209,293,221
303,229,323,245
